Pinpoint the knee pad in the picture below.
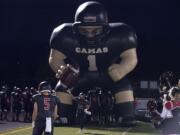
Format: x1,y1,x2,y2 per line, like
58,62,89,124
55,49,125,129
112,78,133,94
115,101,135,118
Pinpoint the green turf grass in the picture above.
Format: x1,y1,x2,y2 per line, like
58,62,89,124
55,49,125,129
0,121,161,135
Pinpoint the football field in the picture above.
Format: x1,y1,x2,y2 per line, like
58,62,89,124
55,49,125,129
0,121,161,135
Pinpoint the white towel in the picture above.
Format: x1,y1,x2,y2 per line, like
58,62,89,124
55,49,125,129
84,108,91,115
32,121,35,128
45,117,52,133
160,107,173,119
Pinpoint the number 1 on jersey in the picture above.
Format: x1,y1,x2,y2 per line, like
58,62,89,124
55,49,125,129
87,55,98,71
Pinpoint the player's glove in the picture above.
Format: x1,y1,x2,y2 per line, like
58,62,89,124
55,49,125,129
56,64,79,89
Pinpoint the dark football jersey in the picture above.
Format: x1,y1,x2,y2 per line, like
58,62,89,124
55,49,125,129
75,97,89,111
33,94,57,119
50,23,137,73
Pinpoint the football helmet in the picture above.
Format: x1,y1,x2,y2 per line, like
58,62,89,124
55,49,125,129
73,1,109,43
147,99,157,112
79,92,86,99
159,71,178,94
38,81,52,93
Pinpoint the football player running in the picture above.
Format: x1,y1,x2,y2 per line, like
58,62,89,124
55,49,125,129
49,1,138,127
68,91,91,133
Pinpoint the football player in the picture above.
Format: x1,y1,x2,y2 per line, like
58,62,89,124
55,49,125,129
49,1,138,126
32,81,58,135
160,87,180,135
11,86,22,122
68,91,91,133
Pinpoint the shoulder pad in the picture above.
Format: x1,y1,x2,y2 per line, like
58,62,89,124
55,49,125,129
108,22,137,48
11,92,15,94
50,23,75,48
52,23,73,35
109,22,135,35
32,93,41,98
22,92,27,95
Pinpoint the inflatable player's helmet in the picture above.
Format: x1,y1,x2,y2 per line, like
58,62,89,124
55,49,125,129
73,1,109,44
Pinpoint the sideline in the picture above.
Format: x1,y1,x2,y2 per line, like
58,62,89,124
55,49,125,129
0,127,31,135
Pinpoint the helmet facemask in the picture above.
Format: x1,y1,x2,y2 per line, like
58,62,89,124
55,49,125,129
38,81,52,94
78,25,103,38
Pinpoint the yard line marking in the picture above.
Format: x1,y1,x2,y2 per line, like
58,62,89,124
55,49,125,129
91,131,110,134
77,130,110,135
121,127,132,135
0,127,31,135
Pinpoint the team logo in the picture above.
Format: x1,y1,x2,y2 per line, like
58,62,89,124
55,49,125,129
75,47,108,54
83,16,97,23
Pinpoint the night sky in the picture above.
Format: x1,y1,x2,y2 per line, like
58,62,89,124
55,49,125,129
0,0,179,86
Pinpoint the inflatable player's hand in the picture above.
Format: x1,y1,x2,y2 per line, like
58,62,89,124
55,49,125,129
56,64,79,88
